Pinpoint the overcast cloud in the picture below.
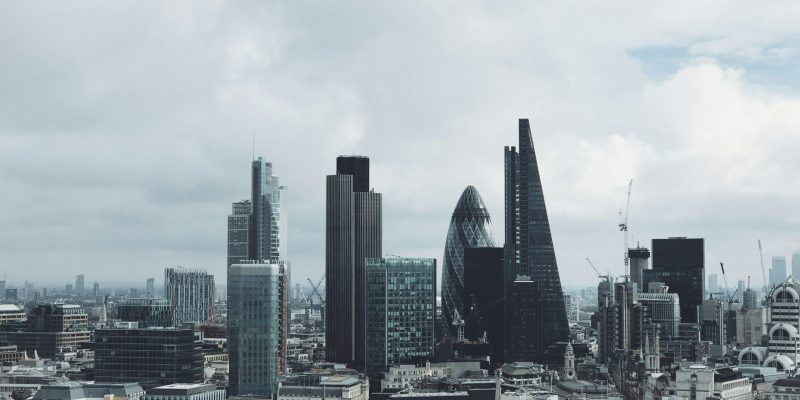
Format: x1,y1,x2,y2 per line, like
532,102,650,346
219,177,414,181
2,1,800,289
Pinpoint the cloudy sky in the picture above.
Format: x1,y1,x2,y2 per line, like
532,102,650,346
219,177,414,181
2,2,800,290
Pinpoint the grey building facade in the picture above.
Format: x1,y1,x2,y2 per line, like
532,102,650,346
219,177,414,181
365,257,436,377
164,268,214,325
503,119,569,361
326,156,382,370
441,186,496,340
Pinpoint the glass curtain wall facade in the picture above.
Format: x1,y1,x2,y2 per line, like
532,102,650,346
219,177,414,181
441,186,496,339
503,119,569,361
365,257,436,377
227,263,282,397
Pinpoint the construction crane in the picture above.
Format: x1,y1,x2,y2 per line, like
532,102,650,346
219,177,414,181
758,239,770,300
586,258,611,281
719,262,740,306
307,274,325,306
619,179,633,276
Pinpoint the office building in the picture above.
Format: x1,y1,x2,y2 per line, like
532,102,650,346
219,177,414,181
227,200,251,266
250,157,287,262
227,263,285,397
95,327,203,389
737,280,746,302
146,278,155,297
117,298,172,327
628,246,650,290
771,256,787,287
65,284,73,296
164,268,214,325
637,285,681,339
708,273,719,294
701,297,726,346
675,366,751,400
793,250,800,280
326,156,382,369
32,383,145,400
0,304,90,357
144,384,225,400
504,276,540,362
735,307,766,347
461,247,504,362
503,119,569,361
643,237,705,323
441,186,497,339
278,374,369,400
364,257,436,377
0,305,25,325
75,274,85,295
93,282,100,298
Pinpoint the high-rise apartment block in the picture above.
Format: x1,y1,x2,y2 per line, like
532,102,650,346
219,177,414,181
227,263,285,397
503,119,569,361
643,237,705,323
364,257,436,377
326,156,382,369
441,186,496,340
164,268,214,325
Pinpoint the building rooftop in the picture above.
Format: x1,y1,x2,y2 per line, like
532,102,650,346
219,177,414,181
147,383,219,396
0,304,22,313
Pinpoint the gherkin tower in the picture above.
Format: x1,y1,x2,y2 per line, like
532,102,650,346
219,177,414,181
441,186,496,339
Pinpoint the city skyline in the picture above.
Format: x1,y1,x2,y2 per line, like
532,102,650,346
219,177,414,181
3,3,800,287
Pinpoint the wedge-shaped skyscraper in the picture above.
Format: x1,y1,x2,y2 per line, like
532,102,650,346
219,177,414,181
441,186,496,339
504,119,569,362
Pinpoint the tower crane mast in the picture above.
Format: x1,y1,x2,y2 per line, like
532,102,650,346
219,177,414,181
619,179,633,276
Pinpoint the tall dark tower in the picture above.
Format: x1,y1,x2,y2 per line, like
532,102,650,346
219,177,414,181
503,119,569,361
326,156,382,370
643,237,704,323
250,158,285,262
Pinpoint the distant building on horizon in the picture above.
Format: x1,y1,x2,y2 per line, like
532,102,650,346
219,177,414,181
75,274,85,295
503,119,569,361
146,278,155,298
440,186,496,340
164,268,214,325
364,257,436,377
771,256,787,287
793,250,800,279
326,156,382,370
707,273,719,294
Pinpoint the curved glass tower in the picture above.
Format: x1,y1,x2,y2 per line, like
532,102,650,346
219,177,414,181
441,186,496,339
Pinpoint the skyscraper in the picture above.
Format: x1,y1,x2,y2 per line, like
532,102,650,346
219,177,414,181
75,274,85,295
628,246,651,290
503,119,569,361
326,156,382,369
250,158,287,262
643,237,705,323
227,263,284,397
771,256,787,287
441,186,496,339
708,273,719,294
793,250,800,279
462,247,504,362
227,200,251,266
164,268,214,325
364,257,436,377
146,278,155,298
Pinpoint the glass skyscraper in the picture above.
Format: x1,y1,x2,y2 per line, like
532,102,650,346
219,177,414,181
227,263,283,397
441,186,496,339
643,237,705,323
364,257,436,377
503,119,569,362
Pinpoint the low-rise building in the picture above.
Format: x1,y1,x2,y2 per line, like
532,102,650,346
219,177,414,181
278,374,368,400
381,364,449,391
144,384,225,400
772,376,800,399
31,383,144,400
675,366,753,400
